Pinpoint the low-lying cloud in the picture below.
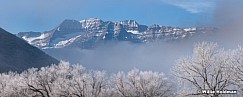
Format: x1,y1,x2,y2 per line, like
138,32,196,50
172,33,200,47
45,41,196,74
212,0,243,47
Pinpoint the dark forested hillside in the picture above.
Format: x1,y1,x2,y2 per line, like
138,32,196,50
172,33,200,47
0,28,59,72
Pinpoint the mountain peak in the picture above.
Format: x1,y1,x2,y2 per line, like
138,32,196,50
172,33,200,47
59,19,81,26
82,17,100,21
63,19,78,22
56,19,82,32
120,20,138,25
80,18,103,23
80,18,104,29
117,20,140,29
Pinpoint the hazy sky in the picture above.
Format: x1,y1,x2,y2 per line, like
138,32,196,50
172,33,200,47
0,0,215,33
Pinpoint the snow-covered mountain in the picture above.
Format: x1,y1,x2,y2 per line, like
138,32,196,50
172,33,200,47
17,18,215,49
0,28,59,72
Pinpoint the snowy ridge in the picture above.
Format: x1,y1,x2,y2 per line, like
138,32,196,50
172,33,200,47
17,18,215,49
80,18,103,29
127,30,141,35
22,33,48,44
54,35,81,48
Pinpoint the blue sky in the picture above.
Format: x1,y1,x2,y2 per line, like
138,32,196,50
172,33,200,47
0,0,215,33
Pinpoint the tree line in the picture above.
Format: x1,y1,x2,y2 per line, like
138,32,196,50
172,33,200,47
1,42,243,97
0,61,173,97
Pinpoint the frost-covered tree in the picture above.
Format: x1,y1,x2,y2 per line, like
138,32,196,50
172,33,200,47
65,64,87,97
173,42,236,97
110,69,173,97
110,71,130,97
229,46,243,94
84,70,106,97
21,61,107,97
23,66,56,97
0,71,32,96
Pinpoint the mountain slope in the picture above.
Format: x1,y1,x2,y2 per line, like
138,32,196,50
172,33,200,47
0,28,59,72
17,18,215,49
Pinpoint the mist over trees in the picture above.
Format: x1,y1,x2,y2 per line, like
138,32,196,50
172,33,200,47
2,42,243,97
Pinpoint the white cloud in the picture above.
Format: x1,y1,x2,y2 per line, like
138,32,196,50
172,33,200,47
162,0,215,13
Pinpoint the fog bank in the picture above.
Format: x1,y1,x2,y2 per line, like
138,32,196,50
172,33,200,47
45,41,196,74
